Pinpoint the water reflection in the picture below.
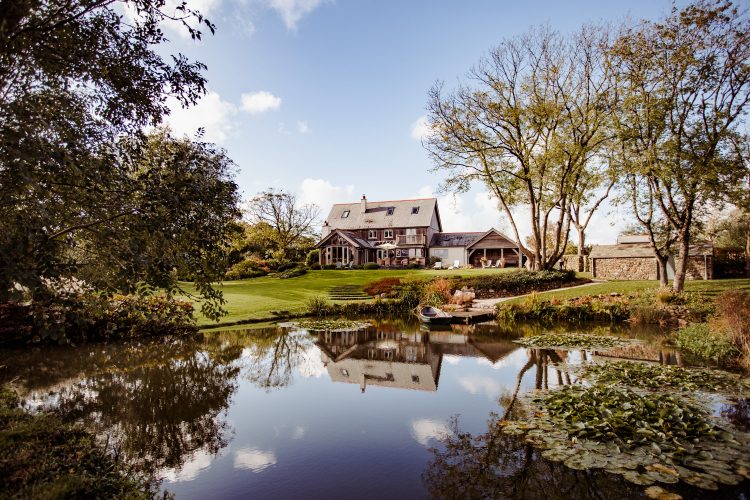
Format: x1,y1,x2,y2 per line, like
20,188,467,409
0,319,712,499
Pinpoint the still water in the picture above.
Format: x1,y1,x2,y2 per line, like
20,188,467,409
0,318,745,499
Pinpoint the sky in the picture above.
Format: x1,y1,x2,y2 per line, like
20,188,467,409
158,0,688,244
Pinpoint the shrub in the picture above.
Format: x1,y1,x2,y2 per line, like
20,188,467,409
395,280,425,309
364,277,402,297
278,267,307,279
713,290,750,369
655,287,680,304
309,264,321,270
675,323,738,364
406,263,422,269
305,296,331,316
274,261,300,273
422,278,454,306
363,263,380,270
305,249,320,267
225,257,269,280
322,264,338,270
456,270,576,298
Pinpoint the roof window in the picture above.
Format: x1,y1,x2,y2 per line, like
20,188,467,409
411,206,420,214
342,210,350,218
386,207,395,216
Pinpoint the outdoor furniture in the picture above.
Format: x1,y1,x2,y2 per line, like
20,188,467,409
336,262,343,269
433,261,443,269
453,260,460,269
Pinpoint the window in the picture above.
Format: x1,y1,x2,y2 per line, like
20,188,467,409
341,210,350,218
368,230,377,240
384,229,393,239
412,375,420,383
411,206,419,214
386,207,395,216
340,369,349,377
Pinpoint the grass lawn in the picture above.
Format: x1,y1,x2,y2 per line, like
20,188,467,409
503,278,750,304
185,268,518,325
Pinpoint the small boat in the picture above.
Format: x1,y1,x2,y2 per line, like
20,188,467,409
417,306,453,324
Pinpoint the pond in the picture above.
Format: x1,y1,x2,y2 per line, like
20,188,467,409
1,318,748,499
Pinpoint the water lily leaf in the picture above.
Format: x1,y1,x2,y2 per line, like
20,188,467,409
644,486,682,500
622,470,655,485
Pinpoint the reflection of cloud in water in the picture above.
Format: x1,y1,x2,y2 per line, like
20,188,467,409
297,352,327,378
162,450,214,482
476,349,533,370
458,376,503,401
443,355,461,365
292,425,305,440
411,418,452,447
234,447,277,472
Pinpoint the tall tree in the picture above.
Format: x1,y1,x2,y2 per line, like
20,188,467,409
611,0,750,291
245,189,319,263
0,0,241,316
426,26,614,270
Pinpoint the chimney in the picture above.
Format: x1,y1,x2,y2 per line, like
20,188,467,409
321,221,330,237
360,194,367,214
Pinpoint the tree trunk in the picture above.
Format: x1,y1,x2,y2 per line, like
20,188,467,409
577,226,585,272
746,226,750,277
673,233,690,292
657,255,669,288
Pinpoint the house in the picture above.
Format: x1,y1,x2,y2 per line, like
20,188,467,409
590,234,714,280
315,195,523,267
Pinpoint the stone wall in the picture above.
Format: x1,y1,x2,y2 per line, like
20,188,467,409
592,257,658,280
560,255,589,272
684,255,713,280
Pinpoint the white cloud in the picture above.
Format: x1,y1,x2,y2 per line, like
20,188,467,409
164,90,237,144
292,425,306,439
410,115,434,141
299,178,355,210
411,418,452,447
241,91,282,114
162,450,214,482
266,0,329,30
297,353,326,378
234,447,277,472
457,375,503,401
296,120,310,133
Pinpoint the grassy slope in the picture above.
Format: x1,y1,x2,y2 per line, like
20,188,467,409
187,268,517,325
503,278,750,304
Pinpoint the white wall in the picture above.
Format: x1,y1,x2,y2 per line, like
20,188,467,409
429,247,466,266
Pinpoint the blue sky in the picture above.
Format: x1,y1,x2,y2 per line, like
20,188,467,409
161,0,684,243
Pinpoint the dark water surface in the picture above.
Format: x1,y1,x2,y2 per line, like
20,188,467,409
1,318,747,499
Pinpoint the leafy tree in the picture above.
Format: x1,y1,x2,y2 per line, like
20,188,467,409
245,189,319,263
426,26,614,270
0,0,240,317
611,0,750,291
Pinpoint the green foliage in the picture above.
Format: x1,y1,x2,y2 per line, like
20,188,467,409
457,270,577,298
305,296,331,316
277,267,307,279
583,361,750,393
1,293,197,345
422,278,454,306
513,333,633,350
363,263,380,270
305,249,320,267
225,258,269,280
498,293,630,323
290,319,369,331
540,384,718,445
0,386,155,498
676,323,739,363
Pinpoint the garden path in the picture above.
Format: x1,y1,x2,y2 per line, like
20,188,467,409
470,280,606,310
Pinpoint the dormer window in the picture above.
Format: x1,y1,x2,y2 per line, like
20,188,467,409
342,210,350,218
411,206,419,214
386,207,395,216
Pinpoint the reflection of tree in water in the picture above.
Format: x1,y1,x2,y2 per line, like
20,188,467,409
722,398,750,431
422,416,648,499
14,336,244,479
424,347,646,499
242,328,317,390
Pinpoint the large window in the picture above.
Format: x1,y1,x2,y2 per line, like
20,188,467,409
384,229,393,239
431,248,449,259
368,230,377,240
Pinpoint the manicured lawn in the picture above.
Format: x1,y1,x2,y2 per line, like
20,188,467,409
185,268,517,325
503,278,750,304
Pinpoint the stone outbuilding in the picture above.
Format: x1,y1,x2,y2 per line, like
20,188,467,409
590,235,713,281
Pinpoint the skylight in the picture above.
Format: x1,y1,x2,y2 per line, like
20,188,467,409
342,210,350,218
411,206,419,214
386,207,395,216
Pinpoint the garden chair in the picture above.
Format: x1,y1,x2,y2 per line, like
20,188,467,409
453,260,460,269
433,261,443,269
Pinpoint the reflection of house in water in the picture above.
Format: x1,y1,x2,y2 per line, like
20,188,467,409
315,325,519,393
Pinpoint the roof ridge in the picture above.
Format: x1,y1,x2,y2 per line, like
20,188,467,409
332,197,437,205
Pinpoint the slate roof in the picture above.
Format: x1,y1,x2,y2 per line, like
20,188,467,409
324,197,441,231
314,229,375,249
430,232,484,247
590,242,713,258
